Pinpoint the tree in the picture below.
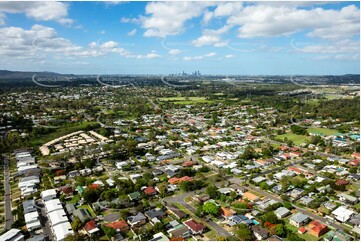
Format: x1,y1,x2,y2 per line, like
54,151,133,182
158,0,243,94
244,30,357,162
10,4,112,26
260,211,279,225
290,125,308,135
203,202,219,216
153,222,164,233
83,187,102,203
102,225,117,239
275,224,286,237
206,185,221,199
64,233,83,241
242,145,257,160
235,224,253,240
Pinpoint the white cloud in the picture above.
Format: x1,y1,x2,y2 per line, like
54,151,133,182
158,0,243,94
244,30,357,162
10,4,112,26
57,18,74,27
0,2,73,25
140,1,215,37
183,52,216,61
227,4,359,39
225,54,236,58
192,25,231,47
213,2,243,17
294,39,360,54
100,30,106,35
204,52,216,57
169,49,181,55
0,24,161,63
128,29,137,36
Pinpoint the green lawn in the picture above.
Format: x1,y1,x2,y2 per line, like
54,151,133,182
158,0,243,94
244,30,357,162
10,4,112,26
276,133,311,145
307,127,338,136
159,96,213,104
66,194,80,204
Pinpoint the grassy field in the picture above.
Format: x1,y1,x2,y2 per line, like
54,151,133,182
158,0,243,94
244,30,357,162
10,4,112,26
30,121,98,147
307,127,338,136
159,96,213,104
276,133,311,145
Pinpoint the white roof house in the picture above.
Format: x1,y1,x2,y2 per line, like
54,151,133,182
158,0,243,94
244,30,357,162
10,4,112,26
48,210,69,227
24,211,39,224
332,206,355,222
52,222,74,241
0,229,24,241
41,189,57,201
211,160,225,168
44,199,63,213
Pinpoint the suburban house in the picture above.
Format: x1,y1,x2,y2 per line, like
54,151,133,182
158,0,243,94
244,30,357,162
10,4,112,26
83,220,100,236
252,226,269,240
331,206,355,222
167,206,187,220
308,220,329,237
289,212,310,227
73,208,92,223
219,207,236,219
274,207,291,219
242,191,260,202
143,186,157,196
105,220,129,233
183,219,206,235
128,191,142,201
167,224,191,239
127,213,147,227
338,193,358,205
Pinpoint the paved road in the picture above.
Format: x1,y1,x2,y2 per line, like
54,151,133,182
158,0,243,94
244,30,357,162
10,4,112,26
229,178,346,231
3,155,14,230
163,187,232,238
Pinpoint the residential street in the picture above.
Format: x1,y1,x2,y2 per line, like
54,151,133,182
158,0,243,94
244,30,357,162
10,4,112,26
163,186,232,238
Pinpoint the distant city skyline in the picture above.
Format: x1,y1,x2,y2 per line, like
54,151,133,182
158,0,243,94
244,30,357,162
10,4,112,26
0,1,359,75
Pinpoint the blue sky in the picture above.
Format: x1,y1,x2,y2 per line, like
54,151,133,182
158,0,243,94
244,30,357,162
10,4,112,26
0,1,359,75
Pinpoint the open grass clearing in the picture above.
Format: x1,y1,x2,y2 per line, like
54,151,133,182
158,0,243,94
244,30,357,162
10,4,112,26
276,133,311,145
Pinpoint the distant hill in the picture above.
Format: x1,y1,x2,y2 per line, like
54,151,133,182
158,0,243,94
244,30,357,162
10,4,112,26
0,70,70,80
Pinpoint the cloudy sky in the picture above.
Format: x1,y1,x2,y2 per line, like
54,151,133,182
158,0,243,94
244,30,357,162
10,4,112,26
0,1,359,75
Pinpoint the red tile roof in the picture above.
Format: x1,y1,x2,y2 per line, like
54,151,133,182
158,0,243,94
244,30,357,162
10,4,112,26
298,227,307,234
144,186,157,195
83,220,97,232
308,220,328,237
336,179,349,186
105,220,129,231
182,161,195,167
348,159,360,166
88,184,100,189
184,219,205,233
